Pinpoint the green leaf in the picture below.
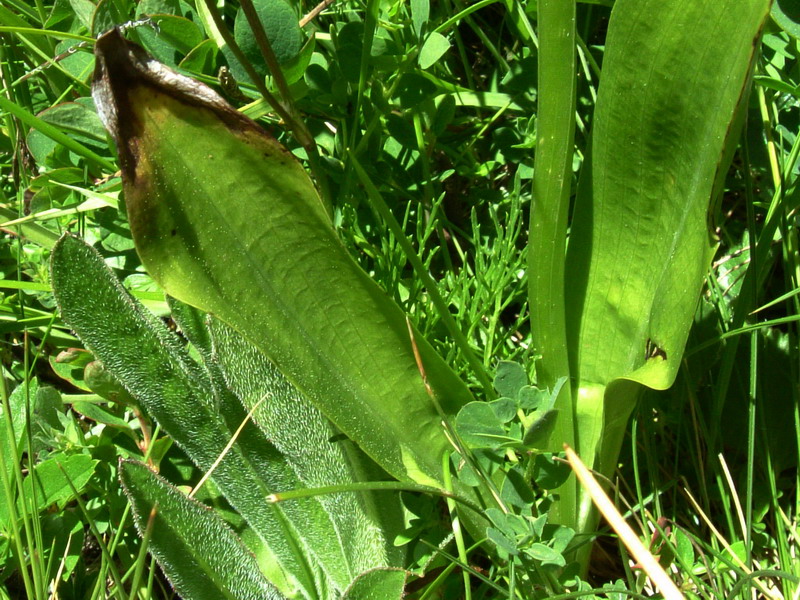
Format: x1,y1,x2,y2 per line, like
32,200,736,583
488,397,517,423
521,409,557,450
180,38,218,73
499,465,536,509
455,402,509,450
24,454,96,509
517,385,548,411
526,543,565,567
527,0,577,530
342,568,408,600
83,360,136,405
0,207,61,248
233,0,302,78
68,0,95,31
91,0,128,36
563,0,770,527
136,0,182,16
418,31,450,70
487,527,518,557
91,29,474,492
280,34,316,86
674,528,695,569
772,0,800,40
410,0,429,39
493,360,527,398
136,14,204,66
0,95,114,173
22,453,97,512
120,460,286,600
532,453,570,490
70,400,133,430
210,318,405,579
50,234,323,597
0,380,29,478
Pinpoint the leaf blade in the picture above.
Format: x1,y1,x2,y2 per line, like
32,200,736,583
120,460,286,600
91,29,474,491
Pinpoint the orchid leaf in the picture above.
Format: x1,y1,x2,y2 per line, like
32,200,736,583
563,0,770,529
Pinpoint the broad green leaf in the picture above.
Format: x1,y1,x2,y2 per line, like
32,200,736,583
0,96,114,172
521,409,557,450
527,543,565,567
280,34,317,86
410,0,429,39
180,38,218,73
210,319,405,576
91,29,474,493
772,0,800,41
31,100,107,144
136,14,204,66
136,0,182,16
21,453,97,511
68,0,95,30
91,0,128,36
455,402,507,450
342,568,408,599
50,234,334,597
120,460,286,600
564,0,769,528
0,452,98,527
492,361,527,399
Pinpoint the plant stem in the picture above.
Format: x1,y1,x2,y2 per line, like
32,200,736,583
528,0,577,529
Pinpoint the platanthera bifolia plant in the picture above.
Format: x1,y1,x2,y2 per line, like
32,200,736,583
49,0,770,596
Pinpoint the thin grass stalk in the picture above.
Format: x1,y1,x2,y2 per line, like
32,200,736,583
225,0,330,209
199,0,289,126
0,379,37,599
237,0,293,108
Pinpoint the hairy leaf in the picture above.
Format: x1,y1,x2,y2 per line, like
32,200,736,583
51,234,342,596
120,460,285,600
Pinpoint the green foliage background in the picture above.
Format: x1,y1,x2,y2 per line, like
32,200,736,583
0,0,797,598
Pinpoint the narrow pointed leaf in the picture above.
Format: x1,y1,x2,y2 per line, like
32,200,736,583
91,29,474,490
120,460,285,600
528,0,578,529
